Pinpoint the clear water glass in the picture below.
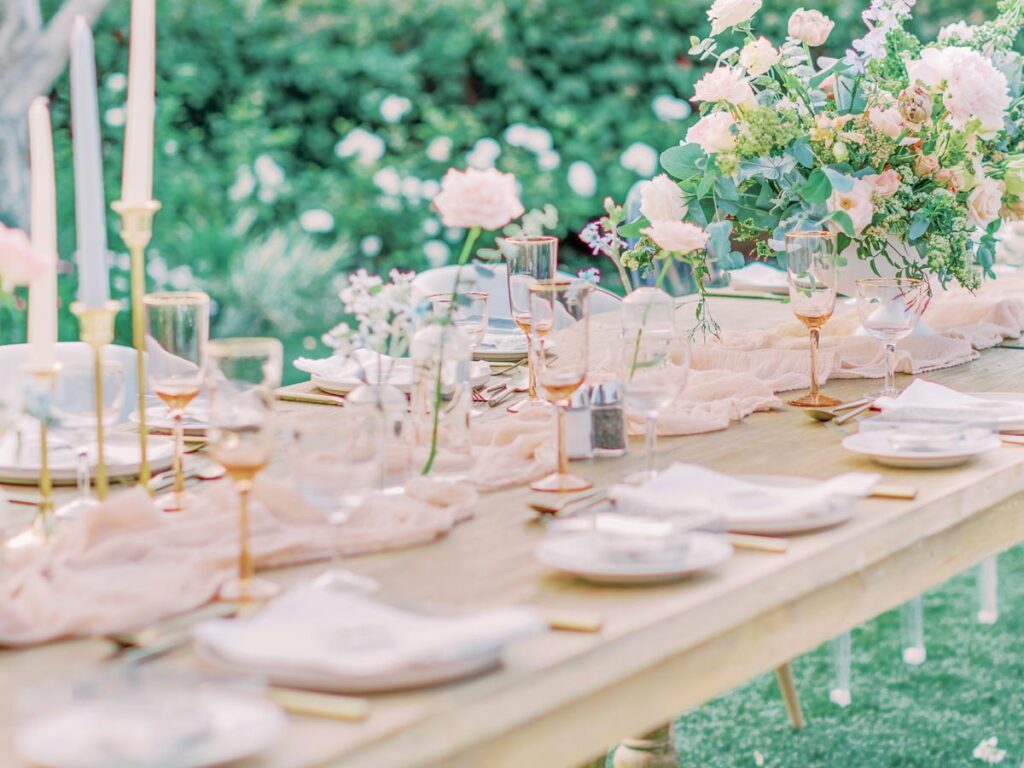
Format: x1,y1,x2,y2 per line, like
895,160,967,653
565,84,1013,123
429,291,490,352
854,277,928,398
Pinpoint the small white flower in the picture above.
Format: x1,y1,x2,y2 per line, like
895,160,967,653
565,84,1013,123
619,142,659,177
335,128,386,165
567,161,597,197
372,167,403,196
466,137,501,169
167,265,194,290
652,94,692,121
254,154,286,189
105,72,127,92
104,107,125,127
426,136,453,162
754,751,765,767
401,177,423,201
421,179,441,199
538,150,561,171
163,139,178,156
257,187,278,204
422,218,441,236
380,94,412,123
423,239,450,267
299,208,335,233
972,737,1006,764
113,275,128,292
228,166,256,201
445,227,464,242
360,235,382,257
504,123,554,154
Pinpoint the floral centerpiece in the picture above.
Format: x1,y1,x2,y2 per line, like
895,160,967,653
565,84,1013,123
602,0,1024,326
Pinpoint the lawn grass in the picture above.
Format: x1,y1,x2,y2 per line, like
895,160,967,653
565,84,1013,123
672,545,1024,767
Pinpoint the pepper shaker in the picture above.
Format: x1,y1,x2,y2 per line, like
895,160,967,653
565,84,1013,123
591,382,627,457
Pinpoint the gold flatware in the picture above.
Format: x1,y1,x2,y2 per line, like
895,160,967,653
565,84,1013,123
276,390,345,407
529,491,606,517
543,610,603,633
1000,434,1024,446
267,687,369,721
802,397,873,423
107,602,239,649
870,484,918,500
728,532,788,553
833,402,873,426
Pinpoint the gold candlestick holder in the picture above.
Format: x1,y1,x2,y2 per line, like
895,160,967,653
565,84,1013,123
112,199,161,492
25,364,60,541
71,301,123,502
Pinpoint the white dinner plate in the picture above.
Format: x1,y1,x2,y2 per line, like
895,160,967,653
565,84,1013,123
195,640,501,694
535,531,732,584
730,475,856,535
474,319,529,363
313,360,491,396
0,432,175,486
841,430,1001,469
15,687,286,768
967,392,1024,433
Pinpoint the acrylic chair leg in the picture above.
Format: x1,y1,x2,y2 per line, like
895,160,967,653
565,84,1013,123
829,631,852,708
977,557,999,625
901,596,926,665
774,663,805,729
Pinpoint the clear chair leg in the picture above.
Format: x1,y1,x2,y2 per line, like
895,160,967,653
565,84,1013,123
977,557,999,625
829,631,852,707
901,596,926,665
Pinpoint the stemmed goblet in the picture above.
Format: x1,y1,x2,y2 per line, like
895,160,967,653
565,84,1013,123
144,292,210,512
786,231,841,408
619,288,689,484
529,279,592,493
855,277,929,398
500,236,557,405
429,291,490,353
207,337,283,603
51,361,126,520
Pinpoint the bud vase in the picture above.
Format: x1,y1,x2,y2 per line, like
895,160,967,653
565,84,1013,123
345,380,409,495
410,323,473,479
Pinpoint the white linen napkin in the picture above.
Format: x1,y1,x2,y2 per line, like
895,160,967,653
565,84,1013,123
608,463,879,521
293,349,411,387
194,585,544,677
875,379,1024,419
727,262,788,293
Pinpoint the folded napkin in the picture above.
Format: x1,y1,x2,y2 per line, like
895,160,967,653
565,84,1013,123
874,379,1024,426
294,349,411,387
608,463,879,521
0,476,477,646
194,584,543,678
727,262,788,293
478,329,527,353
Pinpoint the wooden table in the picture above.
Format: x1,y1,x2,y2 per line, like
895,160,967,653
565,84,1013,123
3,296,1024,768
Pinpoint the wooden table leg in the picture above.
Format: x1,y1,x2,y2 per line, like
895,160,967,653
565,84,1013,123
774,663,806,730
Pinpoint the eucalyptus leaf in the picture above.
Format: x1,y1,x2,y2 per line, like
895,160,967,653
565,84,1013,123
908,215,930,240
660,144,706,181
823,168,854,193
802,169,832,203
829,210,855,237
618,217,649,239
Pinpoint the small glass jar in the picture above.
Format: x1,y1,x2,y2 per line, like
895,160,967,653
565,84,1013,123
345,379,409,495
591,382,627,457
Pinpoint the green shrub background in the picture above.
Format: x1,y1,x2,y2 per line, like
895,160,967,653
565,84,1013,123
22,0,999,377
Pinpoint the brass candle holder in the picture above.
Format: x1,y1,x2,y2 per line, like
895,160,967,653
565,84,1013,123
112,199,160,491
25,363,60,540
71,300,123,501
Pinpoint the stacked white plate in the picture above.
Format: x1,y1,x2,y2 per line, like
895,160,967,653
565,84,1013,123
0,432,174,485
841,430,1001,468
474,318,528,363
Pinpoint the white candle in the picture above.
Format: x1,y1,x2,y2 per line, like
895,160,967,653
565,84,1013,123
27,97,58,372
71,16,110,308
121,0,156,206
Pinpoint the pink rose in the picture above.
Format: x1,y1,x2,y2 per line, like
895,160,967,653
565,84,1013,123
934,167,965,193
432,167,525,230
692,67,757,108
828,179,875,235
788,8,834,46
0,224,47,288
639,174,687,223
967,177,1004,228
864,169,900,198
868,107,905,140
640,221,710,254
684,111,737,155
914,154,940,177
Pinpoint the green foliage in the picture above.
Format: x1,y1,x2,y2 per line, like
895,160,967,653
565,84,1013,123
32,0,1008,373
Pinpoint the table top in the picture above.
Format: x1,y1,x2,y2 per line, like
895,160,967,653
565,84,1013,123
3,295,1024,768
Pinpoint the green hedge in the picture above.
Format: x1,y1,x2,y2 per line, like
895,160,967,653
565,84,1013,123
30,0,1000,372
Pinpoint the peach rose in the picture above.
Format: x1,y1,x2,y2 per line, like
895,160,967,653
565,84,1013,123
641,221,710,254
865,169,900,198
914,154,940,177
739,37,780,77
967,177,1005,228
869,107,905,140
0,224,47,288
432,167,524,230
788,8,834,46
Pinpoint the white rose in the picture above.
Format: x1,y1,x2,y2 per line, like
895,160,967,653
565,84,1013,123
868,107,905,139
739,37,780,77
640,221,710,254
707,0,762,35
967,177,1005,228
432,167,525,230
828,178,875,234
684,111,737,154
639,174,687,223
692,67,757,108
908,47,1010,134
788,8,834,46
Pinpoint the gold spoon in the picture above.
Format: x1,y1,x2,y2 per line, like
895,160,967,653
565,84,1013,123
802,396,873,422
